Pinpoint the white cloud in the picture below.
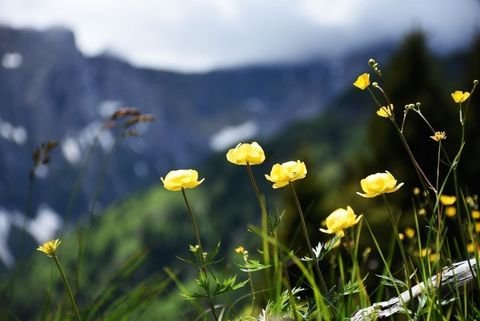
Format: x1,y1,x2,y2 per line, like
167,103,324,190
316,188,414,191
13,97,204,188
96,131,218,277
0,0,479,72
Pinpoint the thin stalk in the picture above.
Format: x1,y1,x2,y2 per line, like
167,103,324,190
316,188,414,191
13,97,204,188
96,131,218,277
435,142,442,193
87,139,119,224
76,138,119,288
181,188,219,321
276,236,301,321
400,109,409,133
434,141,443,263
65,137,99,227
373,83,435,193
52,255,82,321
391,119,436,193
181,189,205,254
245,163,271,289
367,87,385,108
381,195,413,301
437,82,477,215
288,182,328,295
287,252,331,321
242,253,256,314
414,109,451,166
364,219,406,307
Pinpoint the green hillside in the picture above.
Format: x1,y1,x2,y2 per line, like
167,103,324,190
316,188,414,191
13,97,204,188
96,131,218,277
2,31,480,320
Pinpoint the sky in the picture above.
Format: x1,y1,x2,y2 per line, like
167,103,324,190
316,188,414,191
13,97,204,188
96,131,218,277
0,0,480,72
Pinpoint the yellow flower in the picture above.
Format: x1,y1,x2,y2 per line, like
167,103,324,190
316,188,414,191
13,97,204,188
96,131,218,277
357,171,404,198
451,90,470,103
445,206,457,218
265,160,307,189
320,206,362,237
235,246,246,255
467,242,479,254
413,187,421,195
472,210,480,219
418,247,433,258
353,73,370,90
430,131,447,142
476,222,480,232
226,142,265,165
429,253,440,262
376,104,393,118
161,169,204,191
466,196,476,207
405,227,415,239
439,195,456,206
398,233,405,241
418,208,427,216
37,239,61,257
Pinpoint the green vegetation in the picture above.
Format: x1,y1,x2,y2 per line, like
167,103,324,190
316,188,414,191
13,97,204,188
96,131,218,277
2,32,480,320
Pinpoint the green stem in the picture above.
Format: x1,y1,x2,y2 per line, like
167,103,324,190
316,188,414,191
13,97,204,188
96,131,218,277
65,137,99,227
77,135,117,290
245,163,271,292
181,188,219,321
52,255,82,321
435,142,441,193
275,236,301,321
414,110,451,166
243,254,256,314
181,188,205,255
367,87,384,108
289,182,328,295
381,195,412,295
370,83,435,192
391,119,436,193
87,139,118,224
364,219,408,310
246,164,269,259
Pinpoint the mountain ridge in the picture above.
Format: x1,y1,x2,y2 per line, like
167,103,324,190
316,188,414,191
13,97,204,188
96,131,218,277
0,24,393,267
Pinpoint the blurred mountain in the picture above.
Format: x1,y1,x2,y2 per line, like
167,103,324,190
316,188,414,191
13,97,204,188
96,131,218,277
0,24,394,267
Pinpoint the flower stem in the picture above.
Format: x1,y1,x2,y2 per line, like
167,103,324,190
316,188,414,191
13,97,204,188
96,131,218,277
181,188,219,321
181,188,205,254
242,253,256,313
52,255,82,321
381,194,413,298
246,164,270,260
245,163,271,291
391,119,436,193
289,182,328,295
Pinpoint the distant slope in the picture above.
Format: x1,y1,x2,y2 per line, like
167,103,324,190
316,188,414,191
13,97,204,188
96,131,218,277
0,24,393,266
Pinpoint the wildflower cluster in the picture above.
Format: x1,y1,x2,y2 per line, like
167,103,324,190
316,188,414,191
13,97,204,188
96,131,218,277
353,60,479,268
34,60,479,321
161,142,366,240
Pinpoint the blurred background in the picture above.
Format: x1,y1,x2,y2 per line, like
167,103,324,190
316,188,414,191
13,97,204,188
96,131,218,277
1,0,480,319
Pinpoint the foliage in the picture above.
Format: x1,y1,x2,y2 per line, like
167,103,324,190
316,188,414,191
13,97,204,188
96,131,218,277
2,31,480,321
